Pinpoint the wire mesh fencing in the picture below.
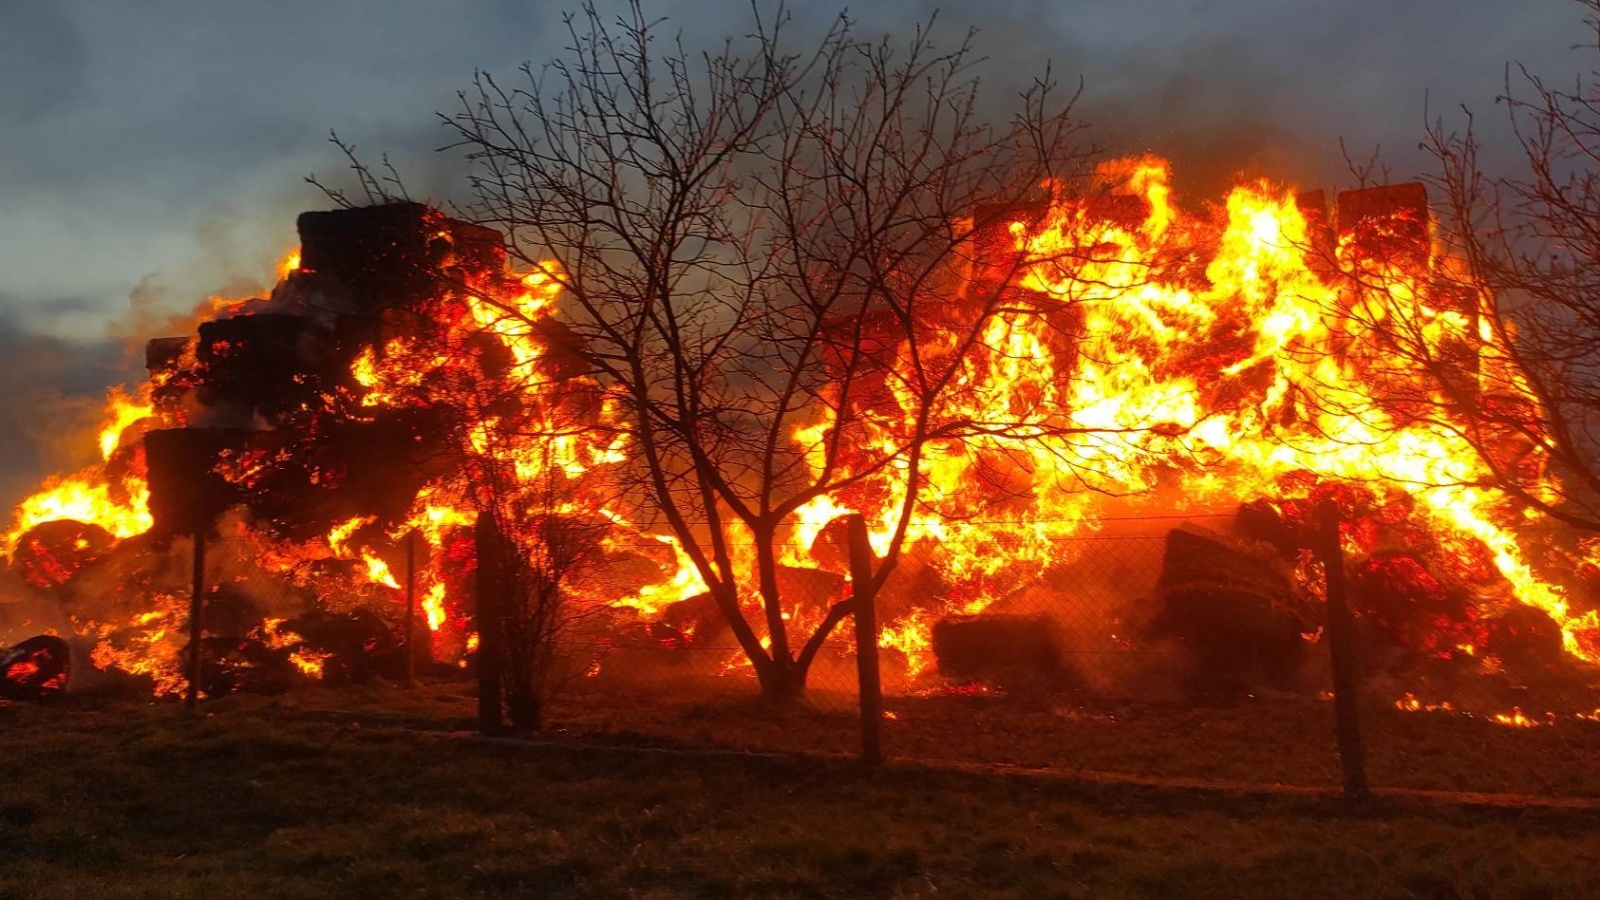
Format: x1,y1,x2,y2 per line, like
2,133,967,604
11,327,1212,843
524,513,1600,797
566,517,1263,706
77,519,1600,797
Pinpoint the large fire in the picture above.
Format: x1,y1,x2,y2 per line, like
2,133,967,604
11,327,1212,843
3,159,1597,714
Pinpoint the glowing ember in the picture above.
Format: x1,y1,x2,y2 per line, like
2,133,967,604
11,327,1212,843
86,594,189,696
1491,708,1550,728
1395,693,1455,714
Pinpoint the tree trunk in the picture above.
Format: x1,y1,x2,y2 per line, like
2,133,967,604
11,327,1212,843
750,522,807,703
507,689,542,733
759,661,806,704
752,524,793,671
475,514,505,736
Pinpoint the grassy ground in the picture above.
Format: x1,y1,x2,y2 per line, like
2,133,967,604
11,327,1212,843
543,676,1600,798
3,692,1600,899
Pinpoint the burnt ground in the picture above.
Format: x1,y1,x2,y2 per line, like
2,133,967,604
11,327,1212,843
3,683,1599,899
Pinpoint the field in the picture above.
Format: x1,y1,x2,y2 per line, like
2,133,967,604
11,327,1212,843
3,682,1600,899
551,678,1600,799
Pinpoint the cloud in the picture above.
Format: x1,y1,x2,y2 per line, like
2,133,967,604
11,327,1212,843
0,4,88,124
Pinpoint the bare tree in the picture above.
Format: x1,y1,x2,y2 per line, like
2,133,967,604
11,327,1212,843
443,2,1094,700
1416,0,1600,532
333,234,618,728
438,304,617,731
479,440,610,733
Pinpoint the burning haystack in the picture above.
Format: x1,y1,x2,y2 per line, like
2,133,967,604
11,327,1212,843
0,158,1596,714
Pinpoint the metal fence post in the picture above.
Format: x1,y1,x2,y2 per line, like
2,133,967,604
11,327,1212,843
1316,500,1369,799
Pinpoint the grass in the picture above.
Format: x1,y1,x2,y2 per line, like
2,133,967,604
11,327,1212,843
2,690,1600,899
543,675,1600,799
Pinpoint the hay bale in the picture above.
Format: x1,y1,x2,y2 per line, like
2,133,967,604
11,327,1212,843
1335,182,1430,264
281,609,403,685
650,592,728,650
1145,526,1310,692
143,428,257,538
297,204,504,315
775,565,846,616
1486,605,1564,671
9,520,116,590
0,635,70,701
195,314,333,424
931,613,1062,689
1348,551,1480,662
1233,500,1302,557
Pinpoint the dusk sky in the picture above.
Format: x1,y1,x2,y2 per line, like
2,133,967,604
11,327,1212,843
0,0,1588,497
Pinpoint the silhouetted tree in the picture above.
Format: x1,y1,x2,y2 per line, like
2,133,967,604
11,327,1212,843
1418,0,1600,532
444,2,1095,700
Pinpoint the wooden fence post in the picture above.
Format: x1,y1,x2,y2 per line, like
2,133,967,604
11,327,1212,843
184,530,206,713
475,514,504,736
1317,500,1369,799
847,514,884,765
404,530,417,689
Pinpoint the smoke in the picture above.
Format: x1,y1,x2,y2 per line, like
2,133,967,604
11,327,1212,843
751,0,1583,195
1074,44,1317,197
105,276,206,364
0,214,294,523
0,308,125,506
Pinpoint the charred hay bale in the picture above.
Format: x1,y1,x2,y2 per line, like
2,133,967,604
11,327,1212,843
145,336,197,413
200,586,267,641
528,318,593,380
102,427,152,494
297,204,504,315
1335,183,1431,265
197,635,300,697
1233,500,1302,558
932,613,1065,690
1296,190,1337,277
1486,605,1565,671
1144,527,1310,693
776,565,847,617
221,410,451,543
145,335,190,378
649,592,729,650
297,203,448,313
254,413,448,537
195,314,333,424
9,520,117,590
1348,552,1482,664
0,635,71,701
806,517,853,574
582,549,667,599
574,592,737,684
871,544,952,623
282,609,404,685
1156,527,1299,597
143,428,258,538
